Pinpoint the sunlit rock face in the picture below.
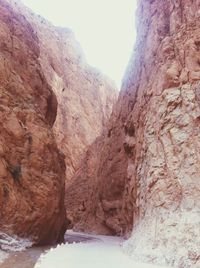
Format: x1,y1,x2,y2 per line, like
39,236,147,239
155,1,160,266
0,0,66,245
12,0,117,182
66,0,200,266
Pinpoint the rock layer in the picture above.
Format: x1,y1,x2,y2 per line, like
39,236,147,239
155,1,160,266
66,0,200,266
0,0,66,245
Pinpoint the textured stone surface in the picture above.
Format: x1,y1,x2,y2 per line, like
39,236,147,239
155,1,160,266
37,27,117,182
13,0,117,181
66,0,200,266
0,0,116,245
0,0,66,245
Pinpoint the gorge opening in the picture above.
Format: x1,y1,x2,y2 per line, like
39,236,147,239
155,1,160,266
21,0,137,88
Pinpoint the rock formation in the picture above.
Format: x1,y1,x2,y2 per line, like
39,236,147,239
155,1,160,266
0,0,66,245
66,0,200,266
0,0,116,246
12,0,117,181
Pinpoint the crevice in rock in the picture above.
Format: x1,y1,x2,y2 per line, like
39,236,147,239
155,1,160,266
45,92,58,127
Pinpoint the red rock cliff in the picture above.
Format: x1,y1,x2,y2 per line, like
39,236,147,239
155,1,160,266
66,0,200,266
12,0,117,181
0,0,117,245
0,0,66,245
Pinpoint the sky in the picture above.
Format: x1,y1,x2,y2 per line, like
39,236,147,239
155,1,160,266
21,0,137,88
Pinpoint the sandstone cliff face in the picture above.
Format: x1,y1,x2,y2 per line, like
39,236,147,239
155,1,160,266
36,26,117,181
0,0,66,245
12,0,117,181
66,0,200,266
0,0,116,245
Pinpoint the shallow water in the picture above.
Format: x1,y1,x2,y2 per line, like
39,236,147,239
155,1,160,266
0,251,7,265
0,231,100,268
0,246,49,268
35,232,165,268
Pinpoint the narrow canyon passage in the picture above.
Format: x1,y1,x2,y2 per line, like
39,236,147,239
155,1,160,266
1,0,200,267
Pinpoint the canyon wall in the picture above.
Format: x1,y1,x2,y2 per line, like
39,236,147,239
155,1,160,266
0,0,116,245
12,0,117,181
35,24,117,182
0,0,66,245
66,0,200,266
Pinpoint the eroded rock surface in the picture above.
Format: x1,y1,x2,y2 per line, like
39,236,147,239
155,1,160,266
37,26,117,181
66,0,200,266
12,0,117,181
0,0,116,245
0,0,66,245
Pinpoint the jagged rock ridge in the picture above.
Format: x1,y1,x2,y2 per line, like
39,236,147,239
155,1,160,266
66,0,200,267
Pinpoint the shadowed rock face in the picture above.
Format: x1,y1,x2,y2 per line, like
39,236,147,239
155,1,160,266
0,0,66,245
66,0,200,266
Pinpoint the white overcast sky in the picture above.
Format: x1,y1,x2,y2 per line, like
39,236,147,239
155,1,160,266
21,0,137,88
